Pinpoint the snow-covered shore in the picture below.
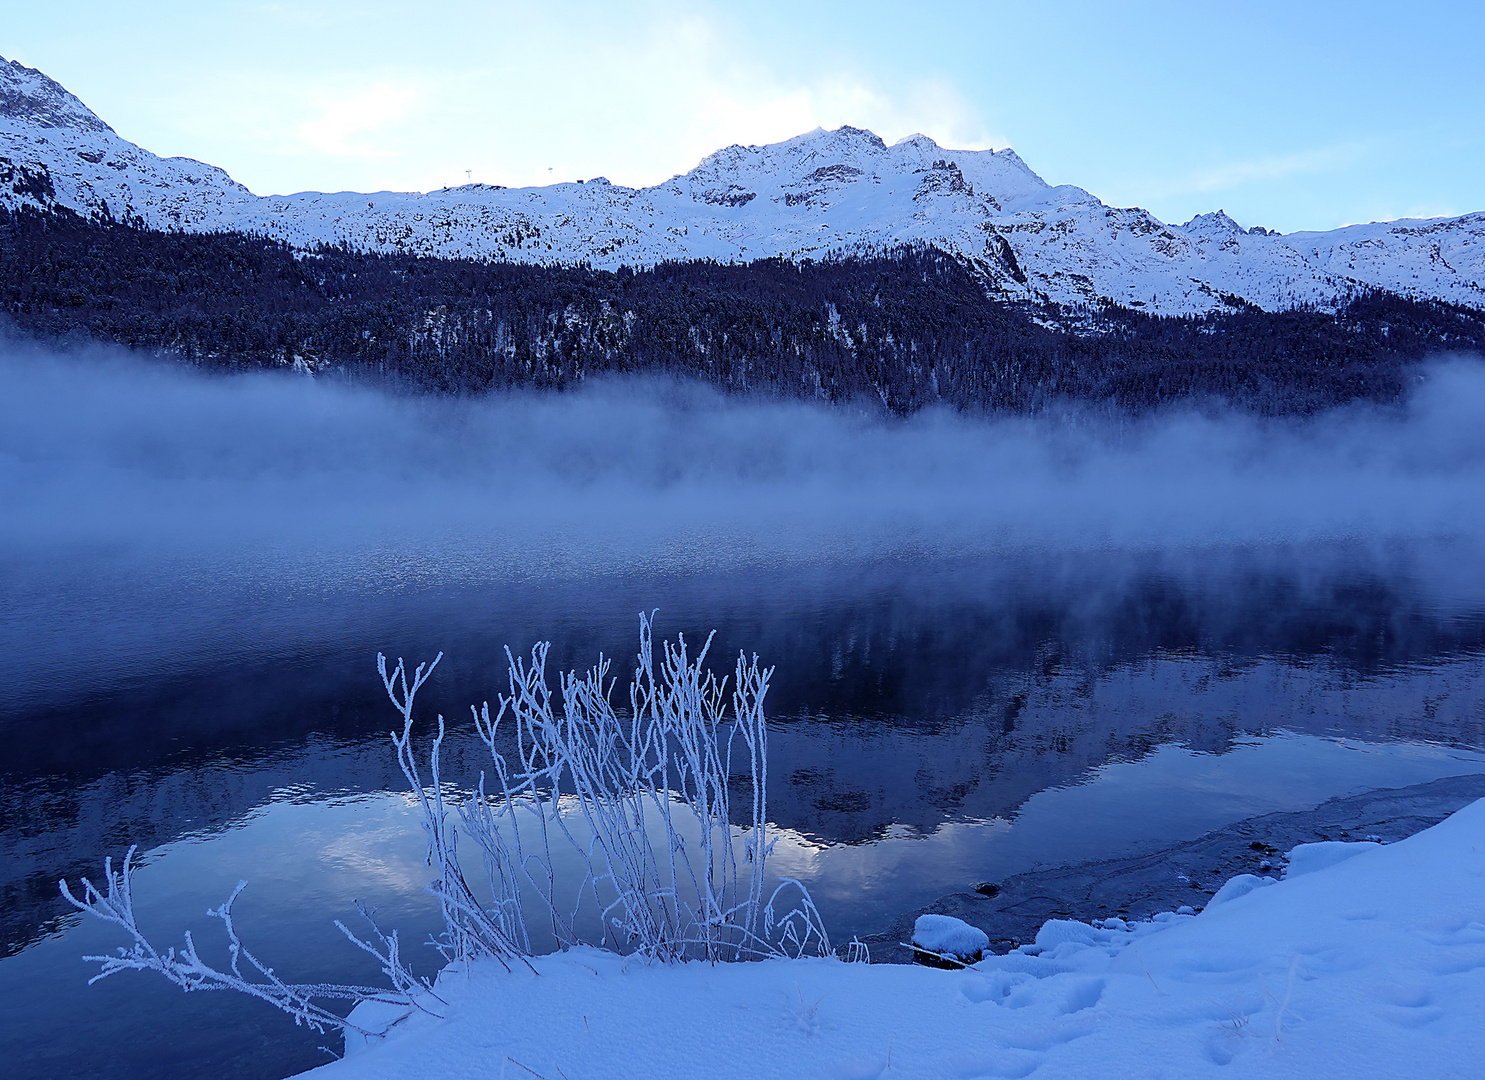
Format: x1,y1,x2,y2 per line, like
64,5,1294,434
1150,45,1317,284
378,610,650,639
301,796,1485,1079
859,773,1485,965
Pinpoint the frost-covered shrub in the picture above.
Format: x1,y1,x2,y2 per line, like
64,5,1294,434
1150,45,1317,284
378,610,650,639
60,614,830,1036
390,612,829,965
58,850,444,1036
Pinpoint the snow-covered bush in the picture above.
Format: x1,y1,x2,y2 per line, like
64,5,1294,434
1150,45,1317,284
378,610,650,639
60,614,830,1035
390,612,829,965
58,849,444,1037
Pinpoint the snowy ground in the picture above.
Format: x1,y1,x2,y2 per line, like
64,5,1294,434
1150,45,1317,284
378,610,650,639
300,797,1485,1079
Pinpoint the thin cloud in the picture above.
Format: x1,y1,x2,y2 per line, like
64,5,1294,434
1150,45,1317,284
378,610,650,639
148,8,1003,194
446,12,1003,190
292,78,426,161
1155,142,1369,198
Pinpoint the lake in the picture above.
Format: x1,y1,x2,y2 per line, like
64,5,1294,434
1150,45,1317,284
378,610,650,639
3,542,1484,1079
6,355,1485,1077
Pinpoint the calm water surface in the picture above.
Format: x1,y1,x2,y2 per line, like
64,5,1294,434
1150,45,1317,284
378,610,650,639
4,545,1485,1079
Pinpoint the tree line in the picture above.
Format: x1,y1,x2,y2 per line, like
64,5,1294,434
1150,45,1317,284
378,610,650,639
4,205,1483,415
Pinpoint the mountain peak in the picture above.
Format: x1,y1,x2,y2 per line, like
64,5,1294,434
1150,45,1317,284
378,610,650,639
1183,209,1244,234
892,132,942,150
2,57,1482,318
817,124,888,150
0,56,113,135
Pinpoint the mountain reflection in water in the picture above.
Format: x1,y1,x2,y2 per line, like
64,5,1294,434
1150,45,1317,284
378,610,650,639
3,545,1484,1080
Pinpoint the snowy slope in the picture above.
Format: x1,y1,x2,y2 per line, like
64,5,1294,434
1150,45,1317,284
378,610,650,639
4,54,1484,317
301,796,1485,1080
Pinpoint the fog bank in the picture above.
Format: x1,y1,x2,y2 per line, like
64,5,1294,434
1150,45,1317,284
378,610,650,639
5,345,1485,576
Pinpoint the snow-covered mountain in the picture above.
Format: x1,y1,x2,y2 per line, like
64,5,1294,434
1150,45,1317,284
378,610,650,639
4,55,1483,317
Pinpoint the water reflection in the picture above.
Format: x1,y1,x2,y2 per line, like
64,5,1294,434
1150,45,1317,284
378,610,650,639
773,732,1485,934
3,546,1485,1079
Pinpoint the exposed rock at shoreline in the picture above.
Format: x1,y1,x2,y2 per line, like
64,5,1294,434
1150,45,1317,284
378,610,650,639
860,772,1485,964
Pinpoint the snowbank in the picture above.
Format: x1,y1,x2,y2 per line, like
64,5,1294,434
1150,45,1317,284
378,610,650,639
912,914,990,963
301,797,1485,1079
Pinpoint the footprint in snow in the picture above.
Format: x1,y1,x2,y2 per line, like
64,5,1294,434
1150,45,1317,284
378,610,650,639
1377,984,1444,1028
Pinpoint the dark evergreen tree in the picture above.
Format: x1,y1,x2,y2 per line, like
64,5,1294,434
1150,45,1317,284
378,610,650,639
4,205,1483,416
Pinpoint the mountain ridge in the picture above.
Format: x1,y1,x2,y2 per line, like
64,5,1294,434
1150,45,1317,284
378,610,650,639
2,54,1483,318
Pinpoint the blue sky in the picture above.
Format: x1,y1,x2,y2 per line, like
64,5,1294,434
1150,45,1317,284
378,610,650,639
5,1,1481,232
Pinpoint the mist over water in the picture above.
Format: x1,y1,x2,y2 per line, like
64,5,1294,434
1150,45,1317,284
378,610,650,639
5,340,1485,712
4,342,1485,562
5,341,1485,1080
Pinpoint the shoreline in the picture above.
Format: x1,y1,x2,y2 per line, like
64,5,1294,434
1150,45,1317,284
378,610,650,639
857,771,1485,963
306,789,1485,1078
